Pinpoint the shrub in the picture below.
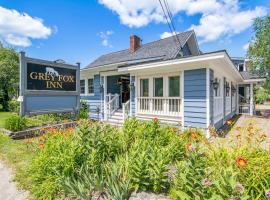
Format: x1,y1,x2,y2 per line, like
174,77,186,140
8,99,20,113
79,100,89,119
4,115,26,131
27,118,270,200
255,86,269,104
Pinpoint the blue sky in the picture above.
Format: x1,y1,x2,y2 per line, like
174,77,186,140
0,0,269,68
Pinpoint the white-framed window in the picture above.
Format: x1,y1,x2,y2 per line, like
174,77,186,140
80,80,85,94
169,76,180,97
140,78,149,97
88,78,94,94
153,77,163,97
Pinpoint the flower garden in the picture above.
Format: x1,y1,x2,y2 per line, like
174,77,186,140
0,118,270,200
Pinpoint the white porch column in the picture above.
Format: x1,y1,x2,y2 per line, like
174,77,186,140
250,83,254,116
236,84,239,114
103,76,108,120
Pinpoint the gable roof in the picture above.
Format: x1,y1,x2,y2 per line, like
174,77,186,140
85,30,194,69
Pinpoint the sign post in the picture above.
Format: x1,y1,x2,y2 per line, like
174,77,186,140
19,52,80,117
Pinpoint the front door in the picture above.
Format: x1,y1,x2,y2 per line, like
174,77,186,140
120,76,130,104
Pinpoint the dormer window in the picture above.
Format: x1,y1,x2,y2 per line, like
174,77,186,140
238,63,244,71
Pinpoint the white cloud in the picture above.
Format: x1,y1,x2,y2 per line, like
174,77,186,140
98,0,266,43
98,30,114,47
0,6,52,47
243,43,249,51
160,31,179,39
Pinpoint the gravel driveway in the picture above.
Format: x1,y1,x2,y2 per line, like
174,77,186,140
0,161,29,200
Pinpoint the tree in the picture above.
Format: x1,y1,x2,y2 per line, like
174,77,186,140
0,44,19,111
248,14,270,89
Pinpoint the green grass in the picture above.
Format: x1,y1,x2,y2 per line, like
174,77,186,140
0,133,36,191
0,112,14,128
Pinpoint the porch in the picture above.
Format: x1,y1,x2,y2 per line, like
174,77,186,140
103,73,183,124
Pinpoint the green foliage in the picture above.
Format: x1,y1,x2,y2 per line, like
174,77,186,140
8,99,20,113
255,86,269,104
4,115,26,131
248,14,270,89
27,118,270,200
79,100,89,119
0,44,19,111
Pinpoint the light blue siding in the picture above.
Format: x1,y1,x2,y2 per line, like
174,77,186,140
130,76,136,116
80,74,103,120
209,69,214,125
184,68,207,128
26,96,77,113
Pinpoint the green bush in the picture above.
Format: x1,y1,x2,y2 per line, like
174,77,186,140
79,100,89,119
4,115,26,131
255,86,269,104
8,99,20,113
28,118,270,200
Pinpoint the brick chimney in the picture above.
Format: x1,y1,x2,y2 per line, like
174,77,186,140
130,35,141,53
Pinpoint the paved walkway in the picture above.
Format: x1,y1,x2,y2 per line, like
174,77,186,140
0,161,29,200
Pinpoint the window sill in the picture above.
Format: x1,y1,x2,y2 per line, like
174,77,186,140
80,93,95,96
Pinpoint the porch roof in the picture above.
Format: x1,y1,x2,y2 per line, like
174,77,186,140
118,50,244,82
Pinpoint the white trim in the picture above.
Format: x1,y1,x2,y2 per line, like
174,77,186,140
118,51,243,80
181,71,184,128
242,78,266,83
206,68,210,128
250,83,254,116
103,75,107,120
119,53,225,72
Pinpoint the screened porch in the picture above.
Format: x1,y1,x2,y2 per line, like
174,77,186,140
136,74,182,118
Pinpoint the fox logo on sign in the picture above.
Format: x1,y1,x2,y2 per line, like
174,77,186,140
46,67,59,77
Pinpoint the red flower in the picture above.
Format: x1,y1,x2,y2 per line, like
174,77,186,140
153,118,158,123
236,156,247,168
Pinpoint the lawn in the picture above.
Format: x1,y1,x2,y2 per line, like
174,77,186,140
0,112,14,128
0,133,36,191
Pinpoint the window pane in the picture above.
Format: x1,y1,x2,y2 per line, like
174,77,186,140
169,76,180,97
140,79,149,97
88,78,94,94
80,80,85,94
154,77,163,97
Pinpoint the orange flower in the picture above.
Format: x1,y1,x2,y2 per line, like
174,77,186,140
191,132,198,139
226,120,233,126
153,118,158,123
236,156,247,168
185,143,195,151
179,134,184,139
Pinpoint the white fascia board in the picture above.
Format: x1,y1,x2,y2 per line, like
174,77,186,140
118,52,225,72
242,78,266,83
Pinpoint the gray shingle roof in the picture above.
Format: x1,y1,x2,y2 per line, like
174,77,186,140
240,71,265,80
85,30,194,69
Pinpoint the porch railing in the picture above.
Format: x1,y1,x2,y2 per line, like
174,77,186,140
137,97,181,117
122,100,130,121
106,94,119,118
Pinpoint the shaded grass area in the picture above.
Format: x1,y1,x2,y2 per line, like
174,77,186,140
0,133,36,191
0,112,14,128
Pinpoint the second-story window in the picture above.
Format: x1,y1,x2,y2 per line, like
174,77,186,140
238,63,244,71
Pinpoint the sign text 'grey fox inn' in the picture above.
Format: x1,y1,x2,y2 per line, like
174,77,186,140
19,52,80,116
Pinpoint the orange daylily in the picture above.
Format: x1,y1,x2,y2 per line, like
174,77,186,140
236,156,248,168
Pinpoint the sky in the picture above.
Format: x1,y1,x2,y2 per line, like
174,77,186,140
0,0,269,68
